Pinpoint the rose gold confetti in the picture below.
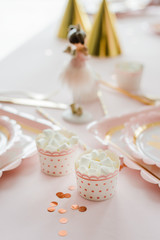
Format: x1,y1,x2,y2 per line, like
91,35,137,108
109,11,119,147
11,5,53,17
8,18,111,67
58,208,67,214
56,192,65,199
64,193,71,198
47,206,55,212
71,204,79,210
50,201,58,207
79,206,87,212
58,230,67,237
59,218,68,224
68,185,76,191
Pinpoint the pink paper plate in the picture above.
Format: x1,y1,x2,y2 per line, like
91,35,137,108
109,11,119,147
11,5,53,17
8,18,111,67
0,104,58,177
124,111,160,168
88,105,160,187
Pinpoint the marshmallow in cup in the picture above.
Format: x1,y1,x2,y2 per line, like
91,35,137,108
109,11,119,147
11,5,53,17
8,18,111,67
36,129,79,176
75,149,120,201
115,61,143,92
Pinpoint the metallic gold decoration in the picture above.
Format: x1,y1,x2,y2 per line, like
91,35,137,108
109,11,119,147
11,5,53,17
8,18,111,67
87,0,121,57
17,122,41,134
37,107,65,130
99,79,155,105
68,185,76,191
148,141,160,150
151,135,160,140
58,230,68,237
133,122,160,144
71,204,79,210
57,0,91,39
78,206,87,212
47,206,55,212
59,218,68,224
104,138,160,180
97,90,108,116
50,201,58,207
105,125,124,141
70,103,83,116
64,193,71,198
148,135,160,150
58,208,67,214
0,126,10,140
56,192,65,198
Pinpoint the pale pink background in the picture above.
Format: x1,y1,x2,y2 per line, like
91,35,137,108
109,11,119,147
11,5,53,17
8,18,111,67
0,6,160,240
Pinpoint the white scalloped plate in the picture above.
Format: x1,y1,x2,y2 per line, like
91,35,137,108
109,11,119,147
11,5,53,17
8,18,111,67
0,104,58,177
124,111,160,168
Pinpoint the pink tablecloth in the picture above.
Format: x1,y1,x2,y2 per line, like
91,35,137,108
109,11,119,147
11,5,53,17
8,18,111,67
0,7,160,240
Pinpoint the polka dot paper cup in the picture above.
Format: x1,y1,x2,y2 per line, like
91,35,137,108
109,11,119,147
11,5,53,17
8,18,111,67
75,150,120,201
37,145,79,176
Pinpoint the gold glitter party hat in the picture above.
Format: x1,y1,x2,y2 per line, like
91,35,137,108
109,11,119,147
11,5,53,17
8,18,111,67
57,0,91,39
87,0,121,57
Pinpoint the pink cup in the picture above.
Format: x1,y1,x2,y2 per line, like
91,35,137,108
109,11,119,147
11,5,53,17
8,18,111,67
76,170,119,201
115,61,143,92
75,150,120,201
37,145,79,176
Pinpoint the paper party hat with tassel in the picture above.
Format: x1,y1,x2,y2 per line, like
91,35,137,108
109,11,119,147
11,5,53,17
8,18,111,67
87,0,121,57
58,0,91,39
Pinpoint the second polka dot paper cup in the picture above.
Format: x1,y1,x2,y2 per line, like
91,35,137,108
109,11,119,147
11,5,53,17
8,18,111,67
37,145,79,176
75,150,120,201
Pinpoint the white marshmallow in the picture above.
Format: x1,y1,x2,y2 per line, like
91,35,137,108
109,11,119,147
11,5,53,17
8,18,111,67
37,138,47,148
100,166,114,175
100,157,114,167
79,156,91,168
45,144,56,152
70,135,79,145
113,161,119,169
76,149,119,177
98,152,106,160
78,166,88,174
48,138,59,147
36,129,79,152
36,133,45,140
59,143,69,151
91,149,99,159
54,132,67,143
43,129,54,138
90,160,100,169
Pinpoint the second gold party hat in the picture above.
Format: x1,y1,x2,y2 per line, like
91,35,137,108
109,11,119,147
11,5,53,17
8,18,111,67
87,0,121,57
58,0,91,39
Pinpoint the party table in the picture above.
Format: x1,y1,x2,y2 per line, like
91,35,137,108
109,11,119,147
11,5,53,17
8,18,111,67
0,5,160,240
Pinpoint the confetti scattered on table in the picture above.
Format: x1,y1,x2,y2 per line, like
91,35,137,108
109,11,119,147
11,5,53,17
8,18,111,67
58,208,67,214
58,230,68,237
64,193,71,198
47,188,88,237
68,185,76,191
47,206,55,212
56,192,72,199
71,204,79,210
78,206,87,212
56,192,65,198
50,201,58,207
59,218,68,224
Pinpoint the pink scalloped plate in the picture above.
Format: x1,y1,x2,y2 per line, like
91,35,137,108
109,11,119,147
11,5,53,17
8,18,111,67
0,104,58,177
124,111,160,168
88,105,160,187
0,116,21,156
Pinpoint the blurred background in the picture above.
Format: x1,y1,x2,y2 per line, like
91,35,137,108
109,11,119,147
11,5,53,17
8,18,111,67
0,0,159,61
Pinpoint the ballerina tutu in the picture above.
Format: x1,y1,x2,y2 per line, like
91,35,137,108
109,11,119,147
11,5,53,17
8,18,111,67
60,49,98,103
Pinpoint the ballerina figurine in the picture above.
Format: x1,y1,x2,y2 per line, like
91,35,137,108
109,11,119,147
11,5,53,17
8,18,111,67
60,24,98,107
